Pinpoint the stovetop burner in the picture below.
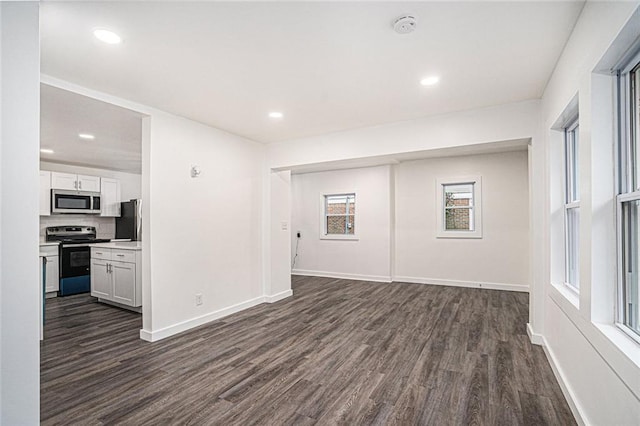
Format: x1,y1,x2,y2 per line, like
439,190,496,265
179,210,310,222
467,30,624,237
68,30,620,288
46,226,110,245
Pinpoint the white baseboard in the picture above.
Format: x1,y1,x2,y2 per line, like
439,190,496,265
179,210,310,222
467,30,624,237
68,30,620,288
541,337,587,426
526,323,544,345
265,289,293,303
292,269,392,283
139,295,267,342
393,275,529,293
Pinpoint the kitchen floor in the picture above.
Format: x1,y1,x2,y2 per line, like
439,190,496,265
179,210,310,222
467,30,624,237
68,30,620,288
40,278,575,425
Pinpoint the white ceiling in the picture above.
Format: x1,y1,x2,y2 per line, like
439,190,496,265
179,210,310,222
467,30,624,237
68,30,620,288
40,84,144,173
40,1,585,144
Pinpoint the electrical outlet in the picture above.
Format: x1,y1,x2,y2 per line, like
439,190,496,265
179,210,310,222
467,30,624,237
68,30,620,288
195,294,203,306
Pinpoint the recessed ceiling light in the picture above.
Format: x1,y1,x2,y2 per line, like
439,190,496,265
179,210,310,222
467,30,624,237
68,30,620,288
268,112,284,119
79,133,95,140
40,149,54,154
93,29,121,45
420,76,440,86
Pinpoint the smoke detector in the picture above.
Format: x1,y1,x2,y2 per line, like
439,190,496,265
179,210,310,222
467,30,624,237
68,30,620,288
393,15,417,34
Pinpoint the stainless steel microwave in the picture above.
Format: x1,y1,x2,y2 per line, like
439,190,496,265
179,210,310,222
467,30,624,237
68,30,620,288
51,190,101,214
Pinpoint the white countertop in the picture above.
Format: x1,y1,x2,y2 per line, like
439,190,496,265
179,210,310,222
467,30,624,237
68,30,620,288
89,241,142,251
39,241,60,247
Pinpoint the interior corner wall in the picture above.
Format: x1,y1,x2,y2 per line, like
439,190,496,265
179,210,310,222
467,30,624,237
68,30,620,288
394,150,529,291
144,111,265,339
291,165,392,282
539,2,640,424
0,2,41,424
269,170,292,297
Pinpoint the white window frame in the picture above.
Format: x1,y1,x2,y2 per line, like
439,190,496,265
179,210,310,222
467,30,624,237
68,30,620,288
436,176,482,239
319,192,359,240
564,118,580,293
616,54,640,343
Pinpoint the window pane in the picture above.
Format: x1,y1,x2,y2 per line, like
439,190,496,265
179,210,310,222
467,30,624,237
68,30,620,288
327,197,347,214
566,207,580,289
444,184,473,208
633,68,640,191
327,215,346,234
565,123,579,202
445,207,473,231
326,194,355,216
622,200,640,335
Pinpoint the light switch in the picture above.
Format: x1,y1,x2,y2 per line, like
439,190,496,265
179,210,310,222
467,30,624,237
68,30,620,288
281,221,288,230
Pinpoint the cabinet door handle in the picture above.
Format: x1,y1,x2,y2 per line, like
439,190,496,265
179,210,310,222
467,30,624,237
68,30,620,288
116,254,124,257
79,180,82,190
74,180,77,189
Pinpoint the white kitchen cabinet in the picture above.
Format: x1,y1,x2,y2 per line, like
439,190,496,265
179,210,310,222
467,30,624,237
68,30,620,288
40,245,59,293
90,247,141,309
51,172,101,192
40,171,51,216
90,258,112,299
78,174,100,192
51,172,78,191
112,261,136,306
100,178,121,217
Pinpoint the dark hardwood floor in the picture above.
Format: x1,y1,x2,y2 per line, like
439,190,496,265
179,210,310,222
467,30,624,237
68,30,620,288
41,276,576,425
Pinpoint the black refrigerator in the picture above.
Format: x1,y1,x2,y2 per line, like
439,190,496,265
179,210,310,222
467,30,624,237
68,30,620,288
115,199,142,241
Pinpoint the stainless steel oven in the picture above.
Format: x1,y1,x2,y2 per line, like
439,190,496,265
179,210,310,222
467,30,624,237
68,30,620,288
46,226,110,296
51,190,101,214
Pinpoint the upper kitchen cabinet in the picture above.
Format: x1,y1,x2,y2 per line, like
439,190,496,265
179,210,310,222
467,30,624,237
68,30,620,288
100,178,121,217
40,171,52,216
51,172,101,192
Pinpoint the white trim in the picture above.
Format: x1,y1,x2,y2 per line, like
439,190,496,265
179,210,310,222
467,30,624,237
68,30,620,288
541,337,587,426
292,269,392,283
139,295,267,342
393,275,529,292
526,323,544,345
265,289,293,303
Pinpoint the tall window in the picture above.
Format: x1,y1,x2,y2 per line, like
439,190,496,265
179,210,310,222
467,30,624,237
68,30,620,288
436,176,482,238
564,118,580,291
324,194,355,235
618,59,640,338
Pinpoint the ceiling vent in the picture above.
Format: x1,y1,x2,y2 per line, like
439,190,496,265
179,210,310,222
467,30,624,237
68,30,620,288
393,15,417,34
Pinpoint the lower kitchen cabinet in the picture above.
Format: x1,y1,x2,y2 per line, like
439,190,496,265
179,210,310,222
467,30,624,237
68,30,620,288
91,258,111,299
40,244,59,293
90,247,141,309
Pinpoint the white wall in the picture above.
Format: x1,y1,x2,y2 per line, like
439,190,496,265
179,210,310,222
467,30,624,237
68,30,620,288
395,151,529,291
291,165,392,282
268,99,539,169
0,2,41,424
268,170,293,298
142,111,265,340
539,2,640,424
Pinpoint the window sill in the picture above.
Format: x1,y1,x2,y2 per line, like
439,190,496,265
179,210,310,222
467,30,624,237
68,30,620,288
550,282,580,310
595,323,640,358
436,232,482,239
320,235,359,241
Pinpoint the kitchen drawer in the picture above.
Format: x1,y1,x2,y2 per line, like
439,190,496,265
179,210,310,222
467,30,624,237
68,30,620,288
39,245,58,256
91,247,112,260
111,249,136,263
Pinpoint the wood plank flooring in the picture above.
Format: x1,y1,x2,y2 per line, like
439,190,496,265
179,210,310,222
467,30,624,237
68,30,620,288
41,276,576,425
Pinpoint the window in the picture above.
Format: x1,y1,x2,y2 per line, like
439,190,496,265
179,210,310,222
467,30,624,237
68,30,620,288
436,176,482,238
323,193,356,237
564,118,580,291
618,58,640,339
